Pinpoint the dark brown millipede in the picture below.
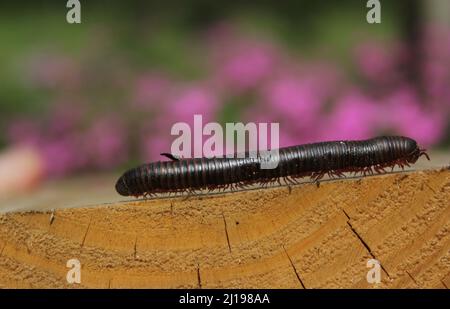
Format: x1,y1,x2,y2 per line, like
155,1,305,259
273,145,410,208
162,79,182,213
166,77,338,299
115,136,429,197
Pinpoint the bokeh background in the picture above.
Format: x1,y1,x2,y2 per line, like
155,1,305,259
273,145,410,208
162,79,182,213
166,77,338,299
0,0,449,201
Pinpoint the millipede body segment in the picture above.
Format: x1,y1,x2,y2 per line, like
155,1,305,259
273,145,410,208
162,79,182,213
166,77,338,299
115,136,429,197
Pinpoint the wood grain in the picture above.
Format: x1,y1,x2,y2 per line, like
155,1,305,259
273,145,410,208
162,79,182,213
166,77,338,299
0,168,449,288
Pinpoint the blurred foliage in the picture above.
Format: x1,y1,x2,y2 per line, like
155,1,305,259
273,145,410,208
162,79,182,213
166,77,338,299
0,0,402,134
0,1,448,177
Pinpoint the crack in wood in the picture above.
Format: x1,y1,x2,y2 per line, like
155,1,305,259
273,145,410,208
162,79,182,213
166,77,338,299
283,245,306,289
49,209,55,225
222,213,232,253
394,174,409,184
81,218,92,248
424,182,437,194
0,242,5,257
343,210,391,279
342,208,350,220
406,270,418,286
197,264,202,288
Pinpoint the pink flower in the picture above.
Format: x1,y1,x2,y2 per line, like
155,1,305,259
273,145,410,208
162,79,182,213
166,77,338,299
137,84,221,161
26,53,80,89
322,90,380,141
48,101,85,135
132,73,172,111
83,116,128,169
140,134,173,162
354,42,400,83
386,88,445,147
423,24,450,61
278,132,301,148
262,75,323,128
166,84,219,123
421,25,450,113
212,40,278,91
202,145,226,158
7,119,42,146
39,135,86,177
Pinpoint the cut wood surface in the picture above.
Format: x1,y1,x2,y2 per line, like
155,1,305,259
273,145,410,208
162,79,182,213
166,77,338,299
0,168,449,288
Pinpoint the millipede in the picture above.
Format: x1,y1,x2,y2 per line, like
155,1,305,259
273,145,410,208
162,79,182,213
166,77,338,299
115,136,430,197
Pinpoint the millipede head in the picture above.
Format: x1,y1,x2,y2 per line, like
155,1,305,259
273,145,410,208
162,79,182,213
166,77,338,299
419,148,430,161
405,145,430,164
